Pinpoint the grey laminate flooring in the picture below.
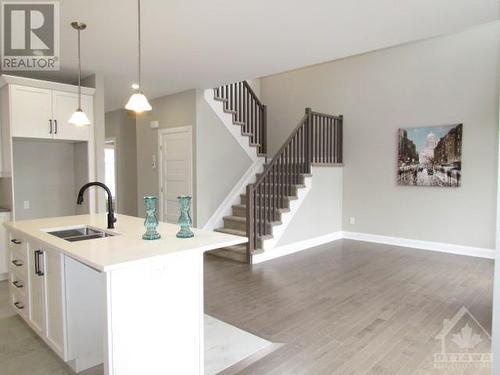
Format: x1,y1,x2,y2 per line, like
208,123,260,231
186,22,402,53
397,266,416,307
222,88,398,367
0,239,493,374
205,239,493,374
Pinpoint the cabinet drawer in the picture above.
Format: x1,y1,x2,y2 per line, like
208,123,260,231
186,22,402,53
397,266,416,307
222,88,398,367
10,286,28,318
8,231,26,250
9,269,26,295
8,231,27,273
9,248,26,275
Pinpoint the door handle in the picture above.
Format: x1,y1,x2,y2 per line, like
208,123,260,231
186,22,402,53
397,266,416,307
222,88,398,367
11,259,23,267
54,119,58,134
49,119,53,134
11,239,22,245
35,250,44,276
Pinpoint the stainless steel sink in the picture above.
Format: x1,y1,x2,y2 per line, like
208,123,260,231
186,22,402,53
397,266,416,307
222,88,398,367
46,226,117,242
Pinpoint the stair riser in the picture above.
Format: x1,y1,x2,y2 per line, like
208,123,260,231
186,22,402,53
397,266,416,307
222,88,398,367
223,219,246,232
255,174,307,184
255,186,300,196
223,219,276,233
209,249,247,263
232,206,282,221
240,195,291,208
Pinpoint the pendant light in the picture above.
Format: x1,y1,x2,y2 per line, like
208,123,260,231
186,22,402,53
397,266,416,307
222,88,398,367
125,0,152,113
69,22,91,126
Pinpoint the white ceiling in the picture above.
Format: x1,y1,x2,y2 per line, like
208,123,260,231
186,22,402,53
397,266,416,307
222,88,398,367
2,0,499,111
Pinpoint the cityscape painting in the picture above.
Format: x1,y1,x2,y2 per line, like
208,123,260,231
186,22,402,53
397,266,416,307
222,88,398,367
397,124,462,187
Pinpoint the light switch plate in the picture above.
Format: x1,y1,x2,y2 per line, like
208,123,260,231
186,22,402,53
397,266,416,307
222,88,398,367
23,200,30,209
349,217,355,225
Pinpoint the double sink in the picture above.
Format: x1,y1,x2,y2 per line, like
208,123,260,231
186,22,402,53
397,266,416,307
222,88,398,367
47,226,117,242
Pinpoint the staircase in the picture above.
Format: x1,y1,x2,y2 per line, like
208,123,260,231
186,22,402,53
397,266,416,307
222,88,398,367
209,81,343,263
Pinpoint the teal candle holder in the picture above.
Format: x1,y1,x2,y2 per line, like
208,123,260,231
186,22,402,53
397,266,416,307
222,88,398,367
176,195,194,238
142,196,161,240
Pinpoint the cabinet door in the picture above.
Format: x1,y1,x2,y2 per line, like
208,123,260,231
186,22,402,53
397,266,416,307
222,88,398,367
52,90,92,141
43,247,67,359
28,245,45,335
0,214,9,275
10,85,53,139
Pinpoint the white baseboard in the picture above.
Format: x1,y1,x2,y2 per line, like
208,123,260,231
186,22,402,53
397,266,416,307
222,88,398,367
252,231,343,264
251,230,494,264
342,231,494,259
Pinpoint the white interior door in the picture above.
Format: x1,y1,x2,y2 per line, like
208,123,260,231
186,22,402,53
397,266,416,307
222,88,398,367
159,127,193,224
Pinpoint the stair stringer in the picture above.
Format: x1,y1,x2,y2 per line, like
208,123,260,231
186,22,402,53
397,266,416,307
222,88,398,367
258,175,312,251
203,89,260,162
203,159,265,231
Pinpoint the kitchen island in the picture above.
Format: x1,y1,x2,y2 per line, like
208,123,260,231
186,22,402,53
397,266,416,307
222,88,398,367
4,214,247,375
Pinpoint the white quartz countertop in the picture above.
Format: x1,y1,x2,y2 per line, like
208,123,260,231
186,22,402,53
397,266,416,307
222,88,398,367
4,214,247,272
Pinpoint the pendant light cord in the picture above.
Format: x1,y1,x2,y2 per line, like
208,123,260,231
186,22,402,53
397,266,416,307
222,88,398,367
138,0,142,92
77,27,82,110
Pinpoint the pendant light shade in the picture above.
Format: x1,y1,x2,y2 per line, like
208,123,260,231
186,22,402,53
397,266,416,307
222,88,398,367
125,0,152,113
125,92,152,112
68,109,91,126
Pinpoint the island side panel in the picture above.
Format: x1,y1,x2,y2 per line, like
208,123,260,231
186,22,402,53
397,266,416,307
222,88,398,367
104,251,204,375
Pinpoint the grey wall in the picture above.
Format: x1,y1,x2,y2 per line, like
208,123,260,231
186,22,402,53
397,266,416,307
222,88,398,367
261,22,500,249
195,90,252,227
13,139,89,220
276,166,343,246
82,74,106,213
135,90,197,218
105,110,138,216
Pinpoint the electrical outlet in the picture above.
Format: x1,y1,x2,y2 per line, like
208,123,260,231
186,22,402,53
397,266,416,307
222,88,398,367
23,200,30,209
349,217,355,225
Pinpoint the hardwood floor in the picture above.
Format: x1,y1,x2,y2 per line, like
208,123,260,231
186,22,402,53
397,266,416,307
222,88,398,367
204,239,494,374
0,239,493,374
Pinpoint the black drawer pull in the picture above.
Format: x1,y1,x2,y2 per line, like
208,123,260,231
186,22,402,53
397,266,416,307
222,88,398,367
11,239,22,245
14,302,24,310
11,259,23,267
12,280,23,288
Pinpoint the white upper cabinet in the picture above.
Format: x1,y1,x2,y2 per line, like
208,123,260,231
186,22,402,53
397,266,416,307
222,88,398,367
10,85,53,139
52,90,93,141
2,76,95,142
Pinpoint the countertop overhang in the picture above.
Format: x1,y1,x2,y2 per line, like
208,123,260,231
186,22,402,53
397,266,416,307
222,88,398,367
4,214,247,272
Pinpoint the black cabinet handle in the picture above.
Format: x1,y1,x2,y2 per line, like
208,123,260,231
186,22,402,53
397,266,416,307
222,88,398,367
54,119,58,134
14,302,24,310
11,239,21,245
11,259,23,267
12,280,23,288
49,119,53,134
35,250,44,276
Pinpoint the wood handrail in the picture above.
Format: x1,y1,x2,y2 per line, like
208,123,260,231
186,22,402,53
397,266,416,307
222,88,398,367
242,81,264,108
246,107,343,257
214,81,267,155
253,113,308,188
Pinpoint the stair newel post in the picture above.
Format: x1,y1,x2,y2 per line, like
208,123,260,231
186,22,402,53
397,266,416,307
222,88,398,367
246,184,254,261
339,115,343,164
305,107,312,173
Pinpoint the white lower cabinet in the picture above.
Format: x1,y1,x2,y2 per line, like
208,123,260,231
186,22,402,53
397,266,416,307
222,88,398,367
27,241,68,360
8,231,103,372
